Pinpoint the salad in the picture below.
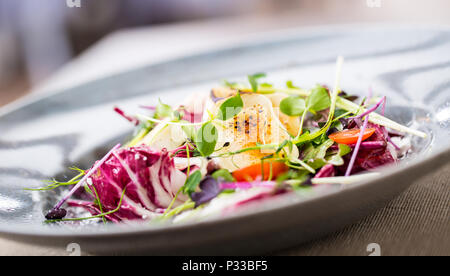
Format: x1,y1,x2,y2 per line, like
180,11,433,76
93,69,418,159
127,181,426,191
31,57,427,224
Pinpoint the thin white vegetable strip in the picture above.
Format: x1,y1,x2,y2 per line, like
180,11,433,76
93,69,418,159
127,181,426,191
336,97,427,138
273,89,428,138
311,173,380,185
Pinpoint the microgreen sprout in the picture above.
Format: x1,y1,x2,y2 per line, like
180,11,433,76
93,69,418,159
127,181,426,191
248,73,267,92
25,167,85,192
45,187,127,223
47,144,121,217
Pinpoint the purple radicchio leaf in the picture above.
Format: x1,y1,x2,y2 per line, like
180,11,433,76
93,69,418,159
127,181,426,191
219,181,277,190
73,146,187,222
170,143,196,158
314,164,335,179
113,106,140,126
338,123,397,176
345,113,370,176
182,109,203,123
46,144,122,220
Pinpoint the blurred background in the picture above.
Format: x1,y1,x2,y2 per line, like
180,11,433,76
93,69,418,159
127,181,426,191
0,0,449,107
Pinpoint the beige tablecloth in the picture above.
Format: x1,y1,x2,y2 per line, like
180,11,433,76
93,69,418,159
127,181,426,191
279,163,450,256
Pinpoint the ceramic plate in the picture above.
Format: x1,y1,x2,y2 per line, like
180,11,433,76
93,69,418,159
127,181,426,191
0,25,449,255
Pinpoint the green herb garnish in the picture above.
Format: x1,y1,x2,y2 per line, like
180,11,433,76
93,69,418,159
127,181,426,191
286,80,299,89
292,57,344,144
182,170,202,196
155,99,173,119
91,185,107,225
211,169,236,182
280,96,306,117
195,122,218,157
248,73,267,92
281,85,331,139
181,123,197,141
326,144,351,166
25,167,85,191
306,85,331,113
217,92,243,121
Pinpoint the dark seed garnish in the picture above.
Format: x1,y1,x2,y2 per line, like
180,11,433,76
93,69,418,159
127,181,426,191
45,208,67,220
